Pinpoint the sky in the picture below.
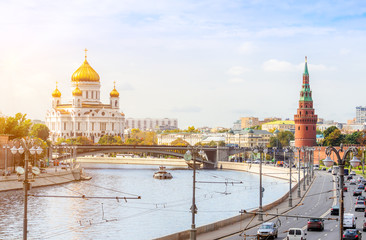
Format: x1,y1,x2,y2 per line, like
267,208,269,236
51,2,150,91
1,0,366,129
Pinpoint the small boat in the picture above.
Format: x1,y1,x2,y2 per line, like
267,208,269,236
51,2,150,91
153,166,173,180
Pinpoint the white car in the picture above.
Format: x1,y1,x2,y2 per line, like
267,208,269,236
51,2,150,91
351,171,357,176
350,179,357,185
286,228,307,240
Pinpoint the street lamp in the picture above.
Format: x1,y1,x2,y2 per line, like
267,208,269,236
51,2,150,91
295,147,302,198
285,148,294,207
11,138,43,240
254,146,267,221
323,144,360,240
2,145,10,175
184,147,207,240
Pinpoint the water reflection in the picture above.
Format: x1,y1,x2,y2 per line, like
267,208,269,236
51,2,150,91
0,166,288,240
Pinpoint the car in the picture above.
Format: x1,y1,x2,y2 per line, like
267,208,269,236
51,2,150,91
321,167,326,171
343,229,362,239
331,205,339,215
364,221,366,231
350,179,357,185
355,201,366,212
357,177,364,183
257,222,278,239
351,171,357,176
286,228,307,240
348,175,353,180
327,168,332,173
314,164,320,170
353,189,363,196
344,186,348,192
357,196,366,201
358,184,364,190
364,209,366,217
307,218,324,231
344,213,357,229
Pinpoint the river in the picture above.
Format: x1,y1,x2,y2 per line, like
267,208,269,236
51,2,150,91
0,165,289,239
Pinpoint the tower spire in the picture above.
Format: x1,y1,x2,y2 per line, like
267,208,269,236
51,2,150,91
304,56,309,75
84,48,88,60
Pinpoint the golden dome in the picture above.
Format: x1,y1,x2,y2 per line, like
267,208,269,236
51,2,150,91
52,83,61,98
72,85,82,96
110,81,119,97
71,49,100,82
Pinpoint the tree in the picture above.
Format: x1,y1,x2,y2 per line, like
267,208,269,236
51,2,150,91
30,123,50,141
65,136,94,145
3,113,32,139
268,131,294,148
344,131,363,145
323,126,338,138
171,138,190,146
98,135,123,145
324,129,344,146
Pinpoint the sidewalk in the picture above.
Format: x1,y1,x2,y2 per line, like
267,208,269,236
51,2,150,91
197,177,315,240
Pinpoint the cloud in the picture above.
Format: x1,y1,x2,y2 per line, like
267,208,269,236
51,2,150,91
262,59,294,72
228,78,245,83
227,66,250,76
239,42,256,54
171,106,202,113
339,48,351,55
262,59,333,72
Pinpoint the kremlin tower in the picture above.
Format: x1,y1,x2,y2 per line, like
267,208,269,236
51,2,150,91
294,57,318,147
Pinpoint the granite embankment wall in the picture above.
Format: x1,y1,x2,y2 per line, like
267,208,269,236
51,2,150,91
0,169,75,192
156,162,303,240
77,157,189,167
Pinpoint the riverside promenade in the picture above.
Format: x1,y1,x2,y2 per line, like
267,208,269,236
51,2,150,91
0,167,76,192
156,161,307,240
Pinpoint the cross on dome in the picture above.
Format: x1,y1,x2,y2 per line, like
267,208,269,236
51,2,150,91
84,48,88,60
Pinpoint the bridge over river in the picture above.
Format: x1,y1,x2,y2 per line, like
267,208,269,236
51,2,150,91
50,145,283,169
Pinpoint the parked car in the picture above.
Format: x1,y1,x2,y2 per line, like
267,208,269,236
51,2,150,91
344,186,348,192
327,168,332,173
343,229,362,239
344,213,357,229
348,175,353,180
321,167,326,171
313,164,320,170
353,189,363,196
307,218,324,231
355,200,366,212
358,184,364,190
257,222,278,239
286,228,307,240
363,221,366,231
331,205,339,215
350,179,357,185
351,171,357,176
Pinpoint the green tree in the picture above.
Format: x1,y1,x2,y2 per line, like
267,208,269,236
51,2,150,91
125,138,142,145
323,126,338,138
268,131,294,148
324,129,344,146
4,113,32,139
29,123,50,141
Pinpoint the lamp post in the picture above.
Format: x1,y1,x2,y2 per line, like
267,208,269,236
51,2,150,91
323,144,360,240
3,145,9,175
285,148,294,207
296,147,301,198
302,148,306,191
254,146,267,221
184,147,207,240
11,138,43,240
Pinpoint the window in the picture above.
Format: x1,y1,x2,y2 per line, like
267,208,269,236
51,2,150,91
112,123,114,131
77,122,80,131
91,91,94,99
64,122,67,130
92,122,94,131
115,100,117,107
100,123,106,131
86,91,88,99
306,126,308,131
298,127,300,130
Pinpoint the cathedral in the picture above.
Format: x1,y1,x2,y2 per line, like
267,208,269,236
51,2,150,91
46,50,125,143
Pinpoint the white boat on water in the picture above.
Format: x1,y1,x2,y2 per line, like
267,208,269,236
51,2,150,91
153,166,173,180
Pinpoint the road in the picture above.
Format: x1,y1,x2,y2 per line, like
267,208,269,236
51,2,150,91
222,170,358,240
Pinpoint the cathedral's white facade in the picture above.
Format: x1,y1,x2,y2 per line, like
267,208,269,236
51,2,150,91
46,52,125,143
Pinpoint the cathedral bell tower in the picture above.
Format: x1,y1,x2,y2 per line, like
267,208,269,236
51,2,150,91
294,57,318,147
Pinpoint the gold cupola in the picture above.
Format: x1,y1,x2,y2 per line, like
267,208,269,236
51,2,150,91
110,81,120,97
71,49,100,82
72,84,82,96
52,82,61,98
